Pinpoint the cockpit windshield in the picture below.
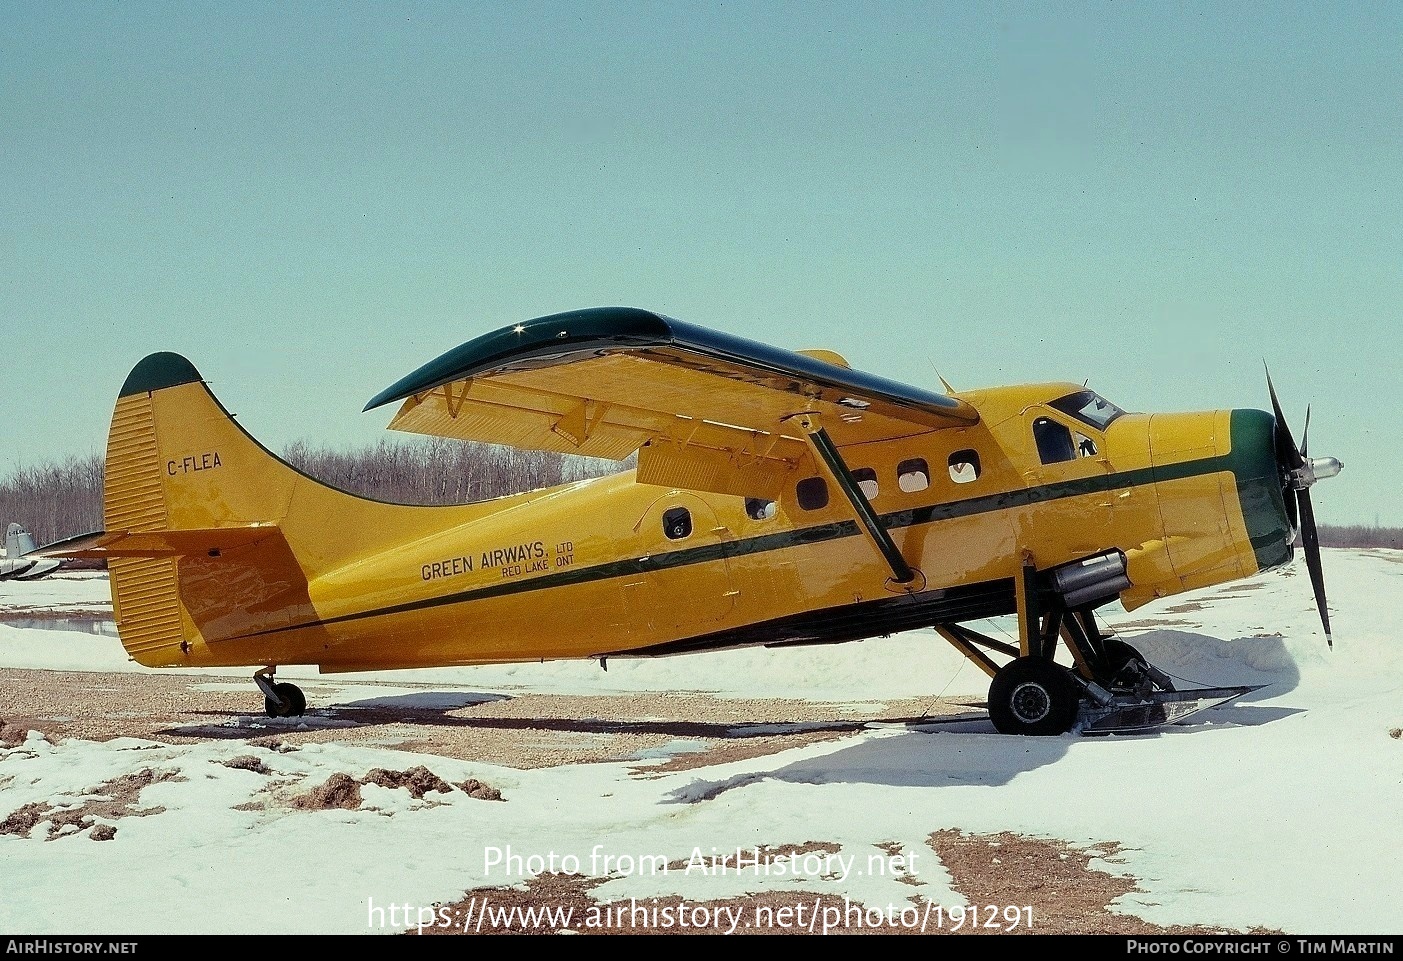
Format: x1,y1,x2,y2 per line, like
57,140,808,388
1049,390,1126,431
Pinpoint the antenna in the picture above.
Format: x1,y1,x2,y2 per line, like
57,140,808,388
928,358,955,394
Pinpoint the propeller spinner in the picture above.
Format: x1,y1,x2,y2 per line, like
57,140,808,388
1266,368,1345,647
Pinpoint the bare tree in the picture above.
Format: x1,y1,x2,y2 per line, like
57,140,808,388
0,453,104,546
280,437,626,505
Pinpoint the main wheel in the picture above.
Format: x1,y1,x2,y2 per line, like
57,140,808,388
265,682,307,718
987,657,1081,736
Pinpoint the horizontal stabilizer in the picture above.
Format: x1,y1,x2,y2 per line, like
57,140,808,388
36,525,280,559
11,559,61,579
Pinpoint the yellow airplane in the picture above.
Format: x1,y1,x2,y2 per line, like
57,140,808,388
40,307,1343,735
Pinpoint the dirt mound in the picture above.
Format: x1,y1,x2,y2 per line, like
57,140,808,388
458,778,503,801
290,772,362,810
222,755,270,774
363,765,453,800
289,767,495,810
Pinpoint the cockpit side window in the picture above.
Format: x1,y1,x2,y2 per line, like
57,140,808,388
1035,414,1101,465
1050,390,1126,431
1033,417,1076,464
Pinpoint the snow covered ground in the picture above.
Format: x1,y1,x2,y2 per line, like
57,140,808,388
1,549,1400,935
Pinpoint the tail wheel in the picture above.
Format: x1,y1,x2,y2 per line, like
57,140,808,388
265,682,307,718
988,657,1081,736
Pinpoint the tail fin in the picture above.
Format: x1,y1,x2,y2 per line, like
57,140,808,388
1,523,59,579
6,523,38,557
103,353,314,665
89,353,517,669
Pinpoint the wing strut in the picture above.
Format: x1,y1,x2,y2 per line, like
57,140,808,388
795,413,916,586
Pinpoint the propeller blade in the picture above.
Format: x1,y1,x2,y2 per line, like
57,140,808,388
1265,365,1304,470
1297,487,1332,648
1264,373,1334,649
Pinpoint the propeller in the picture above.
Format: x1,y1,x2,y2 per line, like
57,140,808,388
1265,367,1340,648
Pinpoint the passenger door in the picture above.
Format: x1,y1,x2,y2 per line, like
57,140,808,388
622,492,736,639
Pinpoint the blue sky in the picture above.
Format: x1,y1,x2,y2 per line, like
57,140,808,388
3,2,1398,523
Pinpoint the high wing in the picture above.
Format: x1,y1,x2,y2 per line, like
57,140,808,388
364,307,978,500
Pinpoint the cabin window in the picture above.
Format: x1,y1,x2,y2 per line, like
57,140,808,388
896,458,929,493
1033,417,1076,464
948,449,981,483
745,497,776,521
796,477,829,511
662,507,692,540
853,467,879,500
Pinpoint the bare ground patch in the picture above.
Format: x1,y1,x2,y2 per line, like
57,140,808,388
362,765,455,800
664,840,841,872
1105,619,1195,633
0,667,966,769
417,830,1273,935
928,830,1205,934
0,767,179,841
221,754,271,774
630,730,850,775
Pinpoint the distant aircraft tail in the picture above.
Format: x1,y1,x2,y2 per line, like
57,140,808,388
0,523,59,580
6,524,37,558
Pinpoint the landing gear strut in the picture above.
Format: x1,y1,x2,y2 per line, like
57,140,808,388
254,667,306,718
934,559,1261,735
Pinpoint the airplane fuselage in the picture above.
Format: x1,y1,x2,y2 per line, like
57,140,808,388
152,381,1290,674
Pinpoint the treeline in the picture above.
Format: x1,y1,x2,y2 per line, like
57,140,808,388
1,448,1401,551
281,438,624,506
1315,525,1403,550
0,440,625,547
0,455,105,548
